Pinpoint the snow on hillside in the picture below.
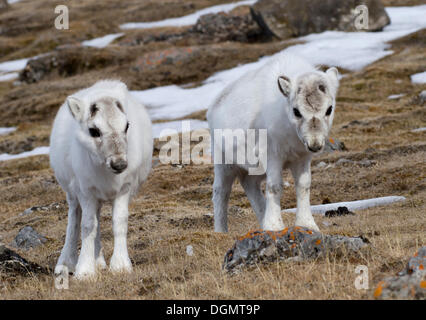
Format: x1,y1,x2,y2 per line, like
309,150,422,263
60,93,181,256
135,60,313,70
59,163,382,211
411,71,426,84
0,146,50,161
0,127,16,135
81,33,125,48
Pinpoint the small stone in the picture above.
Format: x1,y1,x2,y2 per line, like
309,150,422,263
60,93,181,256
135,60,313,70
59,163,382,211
316,161,327,168
324,137,346,153
418,90,426,105
13,226,47,250
186,245,194,257
336,158,352,165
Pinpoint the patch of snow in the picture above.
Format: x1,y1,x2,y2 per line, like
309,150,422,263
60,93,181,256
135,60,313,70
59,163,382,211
0,146,50,162
387,93,405,100
411,127,426,133
8,0,22,4
0,58,30,73
0,72,19,82
282,196,406,215
131,5,426,121
81,33,125,48
0,127,16,135
120,0,257,30
411,71,426,84
152,119,209,138
132,56,270,121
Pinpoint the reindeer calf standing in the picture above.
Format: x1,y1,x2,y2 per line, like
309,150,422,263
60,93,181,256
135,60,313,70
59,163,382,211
207,53,339,232
50,80,152,279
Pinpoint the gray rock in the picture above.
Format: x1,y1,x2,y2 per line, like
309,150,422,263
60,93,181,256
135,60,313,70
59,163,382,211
374,247,426,299
0,244,48,275
13,226,47,250
316,161,327,168
419,90,426,105
251,0,390,40
190,12,263,43
336,157,376,167
20,202,63,216
324,137,346,152
223,226,368,274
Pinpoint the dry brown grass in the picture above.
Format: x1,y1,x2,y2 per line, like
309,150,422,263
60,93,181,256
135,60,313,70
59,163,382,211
0,0,425,300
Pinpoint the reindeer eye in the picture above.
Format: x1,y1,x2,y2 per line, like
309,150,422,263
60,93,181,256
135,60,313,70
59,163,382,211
293,108,302,118
89,128,101,138
125,122,129,133
326,106,333,116
319,84,326,93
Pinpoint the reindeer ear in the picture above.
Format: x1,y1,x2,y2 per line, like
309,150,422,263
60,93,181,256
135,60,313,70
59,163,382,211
326,67,339,93
278,76,291,98
67,96,85,122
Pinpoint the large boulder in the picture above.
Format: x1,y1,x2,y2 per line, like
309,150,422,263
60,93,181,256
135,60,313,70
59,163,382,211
190,11,263,43
223,226,369,274
374,247,426,299
251,0,391,40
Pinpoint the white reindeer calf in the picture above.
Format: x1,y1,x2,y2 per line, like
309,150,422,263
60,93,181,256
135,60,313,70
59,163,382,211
207,53,339,232
50,80,152,279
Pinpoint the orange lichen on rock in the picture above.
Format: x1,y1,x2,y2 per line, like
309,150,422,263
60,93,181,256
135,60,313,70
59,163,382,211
278,228,289,237
374,281,386,298
238,230,261,241
315,239,321,245
266,231,277,241
420,281,426,289
419,264,424,270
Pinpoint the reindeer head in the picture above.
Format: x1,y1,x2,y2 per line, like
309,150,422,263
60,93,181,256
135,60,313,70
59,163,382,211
67,94,130,174
278,67,339,153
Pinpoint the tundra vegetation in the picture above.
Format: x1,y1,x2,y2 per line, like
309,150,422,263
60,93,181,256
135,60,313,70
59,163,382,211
0,0,424,299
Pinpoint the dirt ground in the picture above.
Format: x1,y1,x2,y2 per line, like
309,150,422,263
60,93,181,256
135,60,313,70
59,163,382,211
0,0,425,299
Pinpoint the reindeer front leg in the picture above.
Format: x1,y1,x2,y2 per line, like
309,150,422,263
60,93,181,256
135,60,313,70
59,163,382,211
74,195,99,279
110,192,132,273
290,155,319,232
262,154,285,231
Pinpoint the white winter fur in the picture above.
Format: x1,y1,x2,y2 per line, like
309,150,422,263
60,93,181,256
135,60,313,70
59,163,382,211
50,80,152,279
207,53,339,232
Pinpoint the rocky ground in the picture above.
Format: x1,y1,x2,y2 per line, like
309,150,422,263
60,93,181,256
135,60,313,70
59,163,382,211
0,0,425,299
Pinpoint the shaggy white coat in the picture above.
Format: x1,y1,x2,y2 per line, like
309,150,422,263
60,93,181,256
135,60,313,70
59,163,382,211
50,80,152,279
207,53,339,232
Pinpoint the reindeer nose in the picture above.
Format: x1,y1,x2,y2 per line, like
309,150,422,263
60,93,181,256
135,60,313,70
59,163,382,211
110,159,128,174
307,142,323,153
